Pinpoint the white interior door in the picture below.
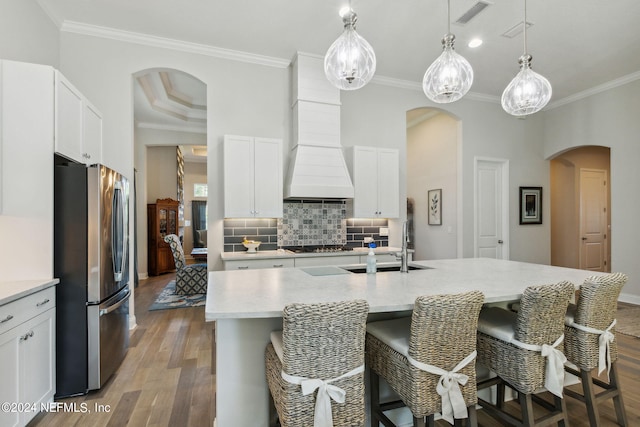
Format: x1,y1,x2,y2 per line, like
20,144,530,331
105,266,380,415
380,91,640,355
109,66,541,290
475,159,509,259
579,169,608,271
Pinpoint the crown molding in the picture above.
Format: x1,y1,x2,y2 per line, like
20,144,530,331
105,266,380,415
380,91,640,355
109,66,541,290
60,21,291,69
54,19,640,110
546,70,640,110
136,122,207,135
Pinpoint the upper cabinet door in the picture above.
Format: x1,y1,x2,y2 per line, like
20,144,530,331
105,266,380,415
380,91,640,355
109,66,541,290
348,146,400,219
83,100,102,164
253,138,283,218
54,71,103,165
376,148,400,218
224,135,256,218
224,135,283,218
54,72,84,163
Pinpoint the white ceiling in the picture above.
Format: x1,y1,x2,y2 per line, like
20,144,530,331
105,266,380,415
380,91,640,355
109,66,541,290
39,0,640,116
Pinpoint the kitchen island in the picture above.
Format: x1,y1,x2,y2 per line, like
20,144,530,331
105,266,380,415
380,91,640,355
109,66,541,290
205,258,606,427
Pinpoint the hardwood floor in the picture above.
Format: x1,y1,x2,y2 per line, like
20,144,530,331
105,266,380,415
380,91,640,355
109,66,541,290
30,273,639,426
30,273,215,427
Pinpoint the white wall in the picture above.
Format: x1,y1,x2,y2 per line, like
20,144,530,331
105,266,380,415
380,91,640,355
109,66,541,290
146,146,178,203
340,83,550,264
59,32,289,271
407,111,458,260
0,0,59,68
543,81,640,302
0,61,55,281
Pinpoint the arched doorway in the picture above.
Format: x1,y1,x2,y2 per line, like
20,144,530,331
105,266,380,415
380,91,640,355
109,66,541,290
406,108,461,260
132,68,207,282
550,146,611,271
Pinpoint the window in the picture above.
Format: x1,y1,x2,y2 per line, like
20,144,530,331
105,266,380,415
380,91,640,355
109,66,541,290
194,183,208,198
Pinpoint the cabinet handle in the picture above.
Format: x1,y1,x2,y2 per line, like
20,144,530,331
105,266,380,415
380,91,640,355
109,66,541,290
36,298,50,307
20,331,34,341
273,264,284,268
238,266,249,270
0,314,14,324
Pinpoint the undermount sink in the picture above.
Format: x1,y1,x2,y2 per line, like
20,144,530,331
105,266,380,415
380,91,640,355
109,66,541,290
340,264,432,274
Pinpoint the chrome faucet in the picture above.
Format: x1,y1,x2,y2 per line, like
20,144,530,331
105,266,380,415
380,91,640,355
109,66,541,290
395,220,410,273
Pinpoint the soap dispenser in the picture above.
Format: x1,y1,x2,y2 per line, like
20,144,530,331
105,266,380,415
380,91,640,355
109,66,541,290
366,242,377,274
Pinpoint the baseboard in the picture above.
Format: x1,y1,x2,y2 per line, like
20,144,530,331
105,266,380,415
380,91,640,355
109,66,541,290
129,314,137,330
619,292,640,306
138,272,149,280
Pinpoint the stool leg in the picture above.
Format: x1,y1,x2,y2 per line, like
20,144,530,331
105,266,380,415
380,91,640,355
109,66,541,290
496,381,506,409
580,368,600,427
556,393,569,427
467,404,478,427
609,363,628,427
268,392,279,427
519,393,535,427
370,369,381,426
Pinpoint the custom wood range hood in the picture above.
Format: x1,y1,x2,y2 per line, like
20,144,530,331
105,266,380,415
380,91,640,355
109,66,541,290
284,52,354,200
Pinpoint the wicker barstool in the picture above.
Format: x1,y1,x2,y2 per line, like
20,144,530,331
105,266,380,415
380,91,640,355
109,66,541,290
366,291,485,427
476,281,574,427
564,272,628,426
265,299,369,427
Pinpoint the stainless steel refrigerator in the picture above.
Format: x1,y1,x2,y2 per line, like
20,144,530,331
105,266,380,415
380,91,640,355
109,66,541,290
54,155,130,398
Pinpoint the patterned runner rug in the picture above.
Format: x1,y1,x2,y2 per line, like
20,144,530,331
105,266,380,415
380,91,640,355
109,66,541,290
616,306,640,338
148,281,206,311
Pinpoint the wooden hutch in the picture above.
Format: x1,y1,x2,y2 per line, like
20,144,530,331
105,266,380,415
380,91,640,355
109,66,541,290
147,198,180,275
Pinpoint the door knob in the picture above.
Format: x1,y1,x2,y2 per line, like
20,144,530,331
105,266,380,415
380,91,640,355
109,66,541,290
582,237,587,241
498,240,504,244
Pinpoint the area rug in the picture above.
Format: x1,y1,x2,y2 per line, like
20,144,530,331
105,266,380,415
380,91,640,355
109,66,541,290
615,306,640,338
148,281,206,311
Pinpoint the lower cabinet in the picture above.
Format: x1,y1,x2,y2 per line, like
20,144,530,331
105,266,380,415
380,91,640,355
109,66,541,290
224,258,295,270
223,253,402,270
0,288,56,427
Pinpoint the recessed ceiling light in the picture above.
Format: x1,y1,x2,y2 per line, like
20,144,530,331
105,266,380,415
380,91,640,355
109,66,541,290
468,38,483,48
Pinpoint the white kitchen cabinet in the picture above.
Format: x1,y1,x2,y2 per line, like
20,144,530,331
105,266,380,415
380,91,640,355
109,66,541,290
347,146,400,218
55,71,102,164
0,287,56,427
224,135,283,218
224,258,294,270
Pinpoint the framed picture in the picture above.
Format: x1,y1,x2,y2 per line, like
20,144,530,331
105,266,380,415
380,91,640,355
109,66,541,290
428,189,442,225
519,187,542,224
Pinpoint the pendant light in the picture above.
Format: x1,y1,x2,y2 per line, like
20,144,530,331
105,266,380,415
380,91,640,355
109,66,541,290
423,0,474,103
324,1,376,90
501,0,552,116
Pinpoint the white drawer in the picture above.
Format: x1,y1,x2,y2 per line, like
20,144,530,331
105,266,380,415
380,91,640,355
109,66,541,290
0,286,56,335
224,258,295,270
294,255,357,267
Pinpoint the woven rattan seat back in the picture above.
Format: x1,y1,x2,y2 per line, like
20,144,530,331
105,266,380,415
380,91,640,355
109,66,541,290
565,272,627,371
281,299,369,379
408,291,485,412
562,272,629,427
477,281,574,395
366,291,484,426
514,281,575,346
265,299,369,427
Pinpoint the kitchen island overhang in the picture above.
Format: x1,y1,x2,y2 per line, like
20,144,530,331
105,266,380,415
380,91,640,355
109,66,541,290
205,258,608,427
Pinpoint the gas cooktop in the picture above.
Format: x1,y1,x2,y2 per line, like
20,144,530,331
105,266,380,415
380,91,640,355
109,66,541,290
282,245,353,254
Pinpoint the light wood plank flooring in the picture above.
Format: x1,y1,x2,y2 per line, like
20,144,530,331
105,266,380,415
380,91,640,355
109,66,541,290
30,274,640,426
30,273,215,427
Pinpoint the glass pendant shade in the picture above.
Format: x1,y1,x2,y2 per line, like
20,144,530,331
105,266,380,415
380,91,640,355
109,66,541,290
501,54,552,116
423,33,474,103
324,9,376,90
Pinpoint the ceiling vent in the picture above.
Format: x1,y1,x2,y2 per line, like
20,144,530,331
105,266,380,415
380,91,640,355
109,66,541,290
455,1,491,25
502,21,533,38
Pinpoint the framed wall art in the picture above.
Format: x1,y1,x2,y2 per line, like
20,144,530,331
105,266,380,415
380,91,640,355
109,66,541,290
519,186,542,224
428,189,442,225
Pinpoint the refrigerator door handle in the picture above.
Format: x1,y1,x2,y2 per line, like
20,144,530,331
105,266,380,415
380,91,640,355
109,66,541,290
99,289,130,316
112,181,127,282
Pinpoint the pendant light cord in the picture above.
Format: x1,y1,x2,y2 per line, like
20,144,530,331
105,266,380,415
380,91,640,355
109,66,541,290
447,0,451,34
523,0,527,54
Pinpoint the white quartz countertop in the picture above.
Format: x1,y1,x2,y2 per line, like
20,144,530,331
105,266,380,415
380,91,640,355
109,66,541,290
220,246,404,261
205,258,605,321
0,278,59,306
